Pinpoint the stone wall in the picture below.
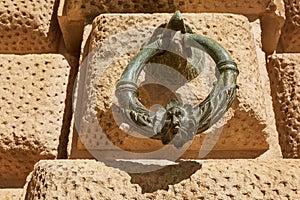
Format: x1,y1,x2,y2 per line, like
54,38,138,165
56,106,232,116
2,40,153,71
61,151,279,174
280,0,300,52
58,0,285,54
22,159,300,199
0,0,299,199
267,54,300,158
0,54,76,187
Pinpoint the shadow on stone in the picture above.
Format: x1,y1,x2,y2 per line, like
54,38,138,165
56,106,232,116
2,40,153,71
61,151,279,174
128,160,201,193
57,55,79,159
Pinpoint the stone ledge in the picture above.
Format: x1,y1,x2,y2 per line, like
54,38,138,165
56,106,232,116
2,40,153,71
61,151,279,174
62,0,284,20
58,0,285,54
22,159,300,199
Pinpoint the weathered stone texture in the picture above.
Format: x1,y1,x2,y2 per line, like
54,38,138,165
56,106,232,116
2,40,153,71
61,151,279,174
0,189,23,200
0,54,73,187
58,0,285,54
280,0,300,52
23,160,144,200
71,13,281,159
267,54,300,158
63,0,283,19
22,159,300,199
0,0,60,53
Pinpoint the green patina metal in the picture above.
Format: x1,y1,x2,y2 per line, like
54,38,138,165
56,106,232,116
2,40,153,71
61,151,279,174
115,11,239,147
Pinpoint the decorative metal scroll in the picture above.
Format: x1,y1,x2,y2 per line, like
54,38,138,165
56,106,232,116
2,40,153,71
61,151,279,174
115,11,239,148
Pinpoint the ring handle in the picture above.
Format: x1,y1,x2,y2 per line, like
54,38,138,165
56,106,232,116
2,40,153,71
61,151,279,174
115,33,239,147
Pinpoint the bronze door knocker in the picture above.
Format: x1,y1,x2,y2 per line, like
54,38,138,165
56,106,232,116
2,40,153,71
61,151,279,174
115,11,239,147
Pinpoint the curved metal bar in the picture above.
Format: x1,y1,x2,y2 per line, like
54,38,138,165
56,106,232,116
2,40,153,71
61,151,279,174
115,43,163,135
187,34,239,133
187,34,238,74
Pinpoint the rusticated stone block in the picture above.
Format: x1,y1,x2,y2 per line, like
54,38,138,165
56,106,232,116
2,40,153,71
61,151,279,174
62,0,283,18
0,54,75,187
0,0,60,53
58,0,285,54
280,0,300,52
70,13,281,159
22,159,300,199
267,54,300,158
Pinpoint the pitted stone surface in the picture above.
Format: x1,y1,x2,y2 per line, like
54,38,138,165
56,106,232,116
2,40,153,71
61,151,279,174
0,0,60,53
64,0,283,19
0,54,73,187
71,13,281,159
267,54,300,158
58,0,285,54
280,0,300,52
22,159,300,199
23,160,144,200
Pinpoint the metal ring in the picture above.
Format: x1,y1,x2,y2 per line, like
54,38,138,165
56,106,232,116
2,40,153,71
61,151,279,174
115,33,239,147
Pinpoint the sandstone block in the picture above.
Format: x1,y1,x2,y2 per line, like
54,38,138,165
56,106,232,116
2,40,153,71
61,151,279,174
267,54,300,158
22,159,300,199
70,13,281,160
58,0,285,54
0,0,60,53
0,189,23,200
0,54,75,187
62,0,283,19
280,0,300,52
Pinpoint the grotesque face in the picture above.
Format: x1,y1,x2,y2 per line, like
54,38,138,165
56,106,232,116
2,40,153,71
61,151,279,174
160,103,197,148
167,106,186,129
